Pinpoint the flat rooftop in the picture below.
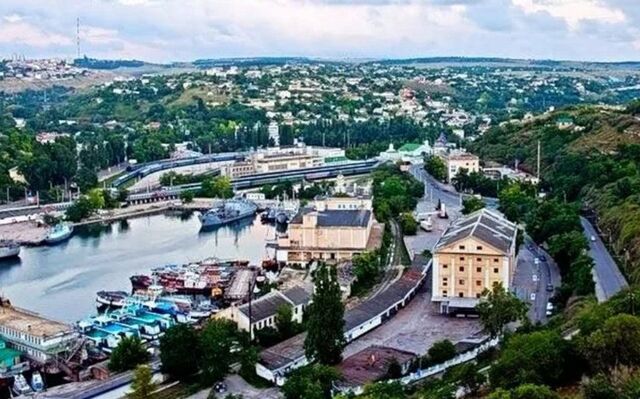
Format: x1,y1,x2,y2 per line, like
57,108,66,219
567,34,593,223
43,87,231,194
0,301,73,338
338,345,416,387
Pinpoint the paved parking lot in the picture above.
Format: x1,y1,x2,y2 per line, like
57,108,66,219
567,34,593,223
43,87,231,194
193,375,282,399
344,281,482,358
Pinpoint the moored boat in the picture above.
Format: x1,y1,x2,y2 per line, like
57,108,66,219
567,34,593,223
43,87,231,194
45,223,74,245
0,240,20,259
96,290,129,309
199,199,257,228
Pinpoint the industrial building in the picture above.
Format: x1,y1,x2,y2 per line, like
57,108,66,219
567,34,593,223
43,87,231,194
431,209,518,314
275,196,383,264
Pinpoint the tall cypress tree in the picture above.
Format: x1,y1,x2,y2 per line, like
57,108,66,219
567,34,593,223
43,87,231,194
304,263,345,365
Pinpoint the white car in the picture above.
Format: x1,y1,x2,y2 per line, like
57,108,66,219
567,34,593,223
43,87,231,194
590,235,596,242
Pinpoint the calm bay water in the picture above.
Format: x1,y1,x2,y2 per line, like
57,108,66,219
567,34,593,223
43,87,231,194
0,212,276,322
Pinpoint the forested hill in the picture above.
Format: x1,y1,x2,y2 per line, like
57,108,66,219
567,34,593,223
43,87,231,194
470,100,640,282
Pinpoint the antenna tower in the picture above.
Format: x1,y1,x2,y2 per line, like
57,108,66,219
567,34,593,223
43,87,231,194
76,17,80,59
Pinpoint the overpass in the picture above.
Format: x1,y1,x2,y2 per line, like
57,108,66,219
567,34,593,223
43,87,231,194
126,159,379,204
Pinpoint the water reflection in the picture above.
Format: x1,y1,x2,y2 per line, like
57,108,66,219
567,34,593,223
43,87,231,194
0,213,278,321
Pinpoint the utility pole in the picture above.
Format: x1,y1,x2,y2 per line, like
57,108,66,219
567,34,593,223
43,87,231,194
536,140,541,181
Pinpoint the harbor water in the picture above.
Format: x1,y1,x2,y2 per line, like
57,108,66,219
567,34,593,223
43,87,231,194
0,211,277,322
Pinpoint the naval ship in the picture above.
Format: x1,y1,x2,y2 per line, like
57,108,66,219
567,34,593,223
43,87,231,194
0,240,20,259
199,199,257,228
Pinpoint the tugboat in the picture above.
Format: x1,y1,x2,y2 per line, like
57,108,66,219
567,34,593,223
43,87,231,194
0,239,20,259
199,199,257,229
45,223,74,245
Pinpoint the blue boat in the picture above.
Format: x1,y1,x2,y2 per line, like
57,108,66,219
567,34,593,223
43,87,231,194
45,223,74,245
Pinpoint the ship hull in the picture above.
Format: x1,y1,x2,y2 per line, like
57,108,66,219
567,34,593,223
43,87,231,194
0,245,20,259
199,210,255,229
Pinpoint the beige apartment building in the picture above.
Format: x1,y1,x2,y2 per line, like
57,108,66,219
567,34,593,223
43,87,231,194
431,209,517,314
276,197,383,264
444,152,480,183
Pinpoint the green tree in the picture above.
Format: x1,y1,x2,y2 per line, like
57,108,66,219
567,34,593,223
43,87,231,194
282,364,340,399
449,363,486,396
159,324,200,379
428,339,457,364
462,196,486,215
180,190,194,203
275,304,295,339
200,176,234,198
76,166,98,193
489,384,560,399
87,188,106,209
128,365,155,399
399,213,418,235
305,264,345,365
109,336,150,372
490,330,576,389
476,282,528,338
425,155,447,182
199,319,236,384
352,251,382,292
580,314,640,372
65,195,97,222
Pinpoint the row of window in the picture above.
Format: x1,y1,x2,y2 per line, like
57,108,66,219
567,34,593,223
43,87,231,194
451,256,500,262
443,265,500,273
442,278,484,287
458,245,484,250
442,290,482,299
0,326,44,346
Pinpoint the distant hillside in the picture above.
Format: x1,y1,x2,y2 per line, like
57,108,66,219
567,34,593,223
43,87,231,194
373,56,640,70
192,57,342,68
470,100,640,282
73,57,145,70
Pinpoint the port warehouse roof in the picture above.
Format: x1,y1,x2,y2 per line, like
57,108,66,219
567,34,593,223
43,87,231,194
238,286,312,321
434,208,517,254
0,300,73,338
289,209,372,228
258,258,427,373
337,345,417,388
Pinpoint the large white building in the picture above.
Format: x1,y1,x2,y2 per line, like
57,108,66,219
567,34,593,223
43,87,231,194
0,298,78,362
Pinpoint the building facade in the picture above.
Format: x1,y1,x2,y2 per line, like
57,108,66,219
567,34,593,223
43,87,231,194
276,197,383,264
431,209,517,314
0,298,78,362
444,152,480,183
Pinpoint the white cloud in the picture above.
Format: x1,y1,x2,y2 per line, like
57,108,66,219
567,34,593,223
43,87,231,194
0,21,72,47
512,0,626,29
0,0,637,61
3,13,22,23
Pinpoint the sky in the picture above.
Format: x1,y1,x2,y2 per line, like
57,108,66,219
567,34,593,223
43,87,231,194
0,0,639,63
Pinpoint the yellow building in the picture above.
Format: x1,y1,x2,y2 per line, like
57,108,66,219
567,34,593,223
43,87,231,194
444,152,480,183
276,197,383,264
432,209,517,314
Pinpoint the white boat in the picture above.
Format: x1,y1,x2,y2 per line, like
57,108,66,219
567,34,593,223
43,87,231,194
12,374,33,396
0,240,20,259
31,371,44,392
45,223,74,245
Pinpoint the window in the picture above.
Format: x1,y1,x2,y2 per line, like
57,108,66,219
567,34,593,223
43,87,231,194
476,293,482,298
476,246,483,250
494,258,499,263
459,292,464,297
476,267,482,273
459,266,465,272
442,264,448,269
494,268,499,273
476,257,482,262
442,290,448,297
460,257,465,261
459,245,465,250
459,279,464,285
476,280,482,286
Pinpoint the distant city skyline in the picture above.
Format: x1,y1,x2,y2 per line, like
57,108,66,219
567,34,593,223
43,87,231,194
0,0,639,63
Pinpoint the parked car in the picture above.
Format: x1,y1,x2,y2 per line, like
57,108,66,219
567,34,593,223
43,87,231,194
214,382,227,394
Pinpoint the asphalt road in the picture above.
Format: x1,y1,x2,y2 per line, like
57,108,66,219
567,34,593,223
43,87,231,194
513,236,561,323
409,165,461,219
580,217,628,302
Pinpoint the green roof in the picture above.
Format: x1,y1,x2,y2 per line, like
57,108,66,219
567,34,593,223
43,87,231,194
398,143,422,152
0,347,22,367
